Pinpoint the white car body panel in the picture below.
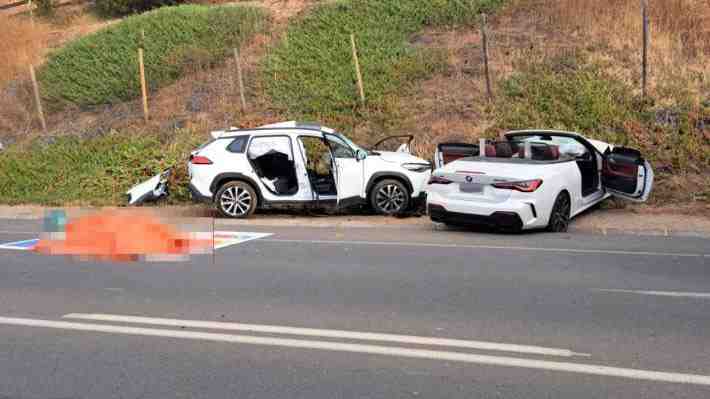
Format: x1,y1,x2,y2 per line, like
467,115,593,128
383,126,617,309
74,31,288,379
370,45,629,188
126,169,171,205
427,160,580,229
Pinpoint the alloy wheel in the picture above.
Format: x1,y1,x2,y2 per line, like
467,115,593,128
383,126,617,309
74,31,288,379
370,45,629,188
376,183,406,213
549,194,570,232
220,186,252,217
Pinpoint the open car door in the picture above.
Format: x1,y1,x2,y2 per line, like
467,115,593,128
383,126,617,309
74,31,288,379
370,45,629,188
372,135,413,154
602,147,654,202
434,143,478,168
324,133,364,207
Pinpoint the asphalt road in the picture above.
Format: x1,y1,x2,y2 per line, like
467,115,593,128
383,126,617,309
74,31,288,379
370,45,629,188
0,218,709,398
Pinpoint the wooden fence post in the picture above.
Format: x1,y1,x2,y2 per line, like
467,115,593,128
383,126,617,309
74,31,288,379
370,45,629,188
480,13,493,101
138,29,149,122
233,48,247,110
350,33,366,105
28,0,34,26
641,0,649,98
29,64,47,134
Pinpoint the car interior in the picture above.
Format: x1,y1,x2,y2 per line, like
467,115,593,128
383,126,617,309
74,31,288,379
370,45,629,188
602,147,643,194
511,135,599,196
438,136,601,196
299,136,337,196
247,137,299,196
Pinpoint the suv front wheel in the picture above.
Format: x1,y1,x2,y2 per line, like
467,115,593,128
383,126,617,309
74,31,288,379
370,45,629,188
370,179,410,216
215,181,257,218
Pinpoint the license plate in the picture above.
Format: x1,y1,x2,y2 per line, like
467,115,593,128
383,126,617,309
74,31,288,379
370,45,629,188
460,182,483,193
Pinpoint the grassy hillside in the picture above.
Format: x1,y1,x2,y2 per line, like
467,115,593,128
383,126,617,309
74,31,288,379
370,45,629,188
38,4,268,108
264,0,503,122
0,0,707,207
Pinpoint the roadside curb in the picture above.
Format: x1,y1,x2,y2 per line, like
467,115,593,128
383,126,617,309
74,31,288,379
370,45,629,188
0,207,708,239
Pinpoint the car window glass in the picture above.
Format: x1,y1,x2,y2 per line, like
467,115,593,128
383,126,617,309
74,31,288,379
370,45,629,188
226,136,249,153
325,134,354,158
247,136,293,160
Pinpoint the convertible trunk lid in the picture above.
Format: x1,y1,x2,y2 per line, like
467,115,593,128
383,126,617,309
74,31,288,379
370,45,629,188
431,158,552,203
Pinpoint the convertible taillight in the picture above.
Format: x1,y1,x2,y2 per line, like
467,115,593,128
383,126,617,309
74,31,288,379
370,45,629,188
492,179,543,192
190,155,213,165
428,176,453,185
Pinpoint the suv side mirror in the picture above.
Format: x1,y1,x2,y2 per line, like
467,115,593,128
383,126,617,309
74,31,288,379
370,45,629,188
356,149,367,161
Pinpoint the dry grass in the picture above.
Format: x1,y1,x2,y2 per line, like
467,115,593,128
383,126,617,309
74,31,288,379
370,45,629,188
0,12,111,138
0,17,55,85
541,0,710,101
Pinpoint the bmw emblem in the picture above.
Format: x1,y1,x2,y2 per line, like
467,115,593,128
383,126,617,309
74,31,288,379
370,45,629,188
465,175,474,183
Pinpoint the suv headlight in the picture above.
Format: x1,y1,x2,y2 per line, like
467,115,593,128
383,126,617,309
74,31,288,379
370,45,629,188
402,162,432,172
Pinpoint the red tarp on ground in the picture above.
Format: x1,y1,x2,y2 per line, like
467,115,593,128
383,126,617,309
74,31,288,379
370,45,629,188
34,211,211,261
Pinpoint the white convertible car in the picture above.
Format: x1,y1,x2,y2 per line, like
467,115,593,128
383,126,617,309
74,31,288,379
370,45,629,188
426,130,654,232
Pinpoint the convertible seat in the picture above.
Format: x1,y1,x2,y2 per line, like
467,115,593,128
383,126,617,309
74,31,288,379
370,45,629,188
494,142,514,158
519,144,560,161
484,144,497,157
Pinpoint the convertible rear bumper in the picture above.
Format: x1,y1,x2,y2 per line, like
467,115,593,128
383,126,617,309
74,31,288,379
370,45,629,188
427,204,524,231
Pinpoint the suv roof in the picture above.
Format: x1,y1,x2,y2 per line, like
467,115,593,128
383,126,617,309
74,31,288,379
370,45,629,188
210,121,336,139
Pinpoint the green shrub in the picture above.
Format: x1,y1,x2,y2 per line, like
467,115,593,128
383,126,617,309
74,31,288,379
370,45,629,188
494,57,637,145
492,55,710,171
35,0,55,17
264,0,504,121
38,5,268,108
0,130,205,206
95,0,184,17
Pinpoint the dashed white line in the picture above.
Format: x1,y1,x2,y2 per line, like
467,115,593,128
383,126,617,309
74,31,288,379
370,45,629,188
595,289,710,299
62,313,588,358
2,316,710,386
262,239,707,258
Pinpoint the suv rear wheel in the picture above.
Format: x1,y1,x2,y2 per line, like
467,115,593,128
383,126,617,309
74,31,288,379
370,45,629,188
370,179,410,215
216,181,257,218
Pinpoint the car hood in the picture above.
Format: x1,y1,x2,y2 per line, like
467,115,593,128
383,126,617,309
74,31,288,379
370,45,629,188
374,151,428,164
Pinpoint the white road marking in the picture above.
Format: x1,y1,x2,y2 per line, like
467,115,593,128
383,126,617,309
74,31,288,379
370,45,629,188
62,313,588,358
211,231,273,249
2,316,710,386
0,238,39,251
595,289,710,299
262,239,707,258
0,232,272,252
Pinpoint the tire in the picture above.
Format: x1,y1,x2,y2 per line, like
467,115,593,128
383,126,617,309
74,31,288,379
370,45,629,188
370,179,410,216
547,192,571,232
215,181,257,218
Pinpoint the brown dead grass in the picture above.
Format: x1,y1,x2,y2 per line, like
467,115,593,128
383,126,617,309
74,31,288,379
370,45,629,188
544,0,710,102
400,0,710,151
0,13,111,139
0,1,312,141
0,17,54,85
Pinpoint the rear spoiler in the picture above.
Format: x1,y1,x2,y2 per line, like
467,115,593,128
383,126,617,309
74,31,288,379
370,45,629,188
210,127,239,139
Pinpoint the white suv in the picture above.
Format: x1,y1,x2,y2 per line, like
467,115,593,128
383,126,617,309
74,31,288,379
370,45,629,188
188,121,432,218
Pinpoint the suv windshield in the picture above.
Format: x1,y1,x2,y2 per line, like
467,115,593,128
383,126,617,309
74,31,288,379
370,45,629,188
335,132,368,154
